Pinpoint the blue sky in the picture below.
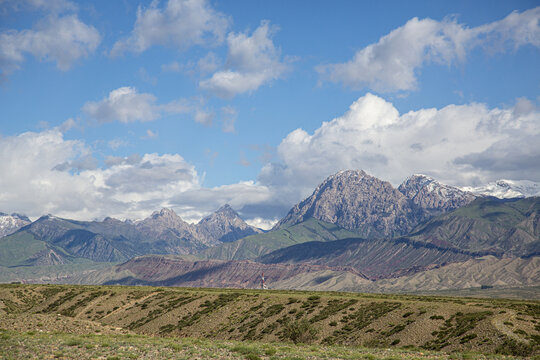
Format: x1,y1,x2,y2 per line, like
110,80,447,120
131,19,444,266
0,0,539,227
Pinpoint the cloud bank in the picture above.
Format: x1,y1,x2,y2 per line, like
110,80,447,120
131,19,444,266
318,7,540,92
2,94,538,227
259,93,540,203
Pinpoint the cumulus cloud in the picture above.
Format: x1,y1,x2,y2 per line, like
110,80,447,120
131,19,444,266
110,0,229,57
200,20,289,98
0,14,101,77
0,129,201,220
318,7,540,92
259,93,540,201
0,129,277,225
83,87,190,123
4,95,538,227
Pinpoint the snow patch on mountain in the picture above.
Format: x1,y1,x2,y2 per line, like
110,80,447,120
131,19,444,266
462,180,540,199
0,213,31,238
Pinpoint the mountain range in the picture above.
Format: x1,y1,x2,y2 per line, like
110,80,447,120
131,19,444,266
0,204,261,267
1,170,539,296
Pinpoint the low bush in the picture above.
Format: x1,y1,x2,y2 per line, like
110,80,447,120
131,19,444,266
281,319,318,344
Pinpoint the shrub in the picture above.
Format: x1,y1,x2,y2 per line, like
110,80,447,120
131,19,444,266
282,319,318,344
64,339,82,346
495,338,534,357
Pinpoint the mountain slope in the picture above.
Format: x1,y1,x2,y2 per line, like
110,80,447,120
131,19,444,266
274,170,419,238
273,170,477,240
398,174,476,218
192,218,358,261
256,236,476,279
134,208,210,252
406,196,540,257
0,205,262,268
273,256,540,294
258,197,540,279
196,204,262,243
91,255,367,288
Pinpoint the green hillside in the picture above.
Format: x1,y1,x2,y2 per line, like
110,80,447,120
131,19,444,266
407,197,540,256
192,218,358,261
0,232,47,267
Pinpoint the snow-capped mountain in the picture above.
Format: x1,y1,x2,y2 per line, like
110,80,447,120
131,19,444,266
0,212,31,238
462,179,540,199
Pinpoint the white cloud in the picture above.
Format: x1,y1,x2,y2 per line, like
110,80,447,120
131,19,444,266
0,129,202,220
3,97,537,226
108,138,129,150
0,129,276,223
259,93,540,202
194,108,214,126
83,87,190,123
200,20,288,98
110,0,229,57
169,181,274,223
0,14,101,76
318,7,540,92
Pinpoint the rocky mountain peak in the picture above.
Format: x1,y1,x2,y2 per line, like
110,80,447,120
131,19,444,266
151,208,179,219
398,174,476,215
274,169,417,238
197,204,262,243
102,217,123,224
139,208,189,229
214,204,237,217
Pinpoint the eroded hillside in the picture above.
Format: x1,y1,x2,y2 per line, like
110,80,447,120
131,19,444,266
0,284,538,357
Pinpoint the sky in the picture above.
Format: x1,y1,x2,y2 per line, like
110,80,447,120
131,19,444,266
0,0,539,228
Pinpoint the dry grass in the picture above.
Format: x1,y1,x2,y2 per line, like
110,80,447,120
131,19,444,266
0,284,538,358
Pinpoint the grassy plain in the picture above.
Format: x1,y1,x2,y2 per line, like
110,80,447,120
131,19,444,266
0,284,538,359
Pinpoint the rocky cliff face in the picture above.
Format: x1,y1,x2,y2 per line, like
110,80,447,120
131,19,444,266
398,174,476,219
135,208,209,251
135,205,262,248
0,212,31,238
274,170,419,238
197,204,262,243
274,170,482,239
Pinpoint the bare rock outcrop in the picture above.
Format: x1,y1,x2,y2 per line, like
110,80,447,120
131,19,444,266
274,170,419,238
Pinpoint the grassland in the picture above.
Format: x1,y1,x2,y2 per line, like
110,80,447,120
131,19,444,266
0,284,538,359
